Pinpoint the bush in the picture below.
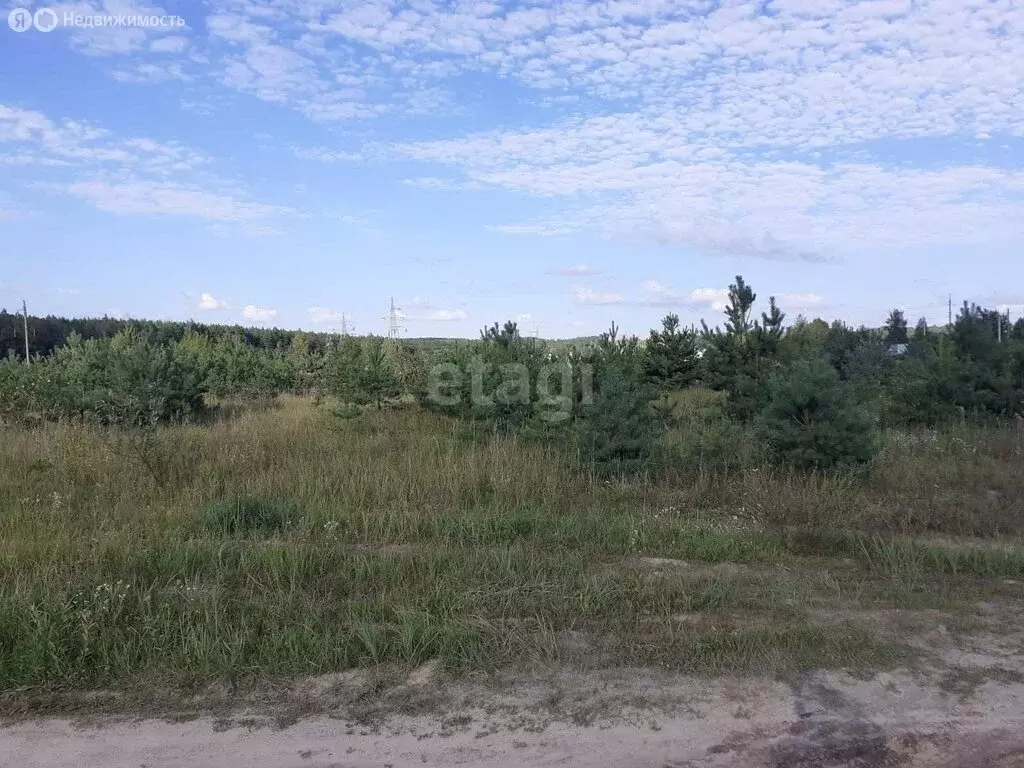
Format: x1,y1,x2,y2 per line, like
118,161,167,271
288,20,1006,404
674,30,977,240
0,358,46,422
645,314,699,390
199,338,297,399
0,331,206,426
326,336,401,409
662,388,764,473
201,496,296,536
758,358,879,470
418,322,554,428
575,365,661,475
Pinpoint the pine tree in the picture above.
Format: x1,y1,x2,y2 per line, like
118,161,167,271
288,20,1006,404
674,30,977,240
884,309,909,346
576,365,659,475
699,276,765,420
757,296,786,361
596,321,645,381
758,358,879,470
725,275,757,339
327,336,400,409
480,320,521,347
645,313,698,390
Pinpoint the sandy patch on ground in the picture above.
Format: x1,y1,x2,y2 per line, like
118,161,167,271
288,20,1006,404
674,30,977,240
6,658,1024,768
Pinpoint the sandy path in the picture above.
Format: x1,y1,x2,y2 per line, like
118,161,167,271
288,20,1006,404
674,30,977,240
5,665,1024,768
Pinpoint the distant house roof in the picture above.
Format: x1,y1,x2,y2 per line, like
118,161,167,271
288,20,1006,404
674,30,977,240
887,343,909,356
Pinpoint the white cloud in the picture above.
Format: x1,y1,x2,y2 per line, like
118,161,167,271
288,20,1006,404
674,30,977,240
307,306,344,324
423,309,468,322
36,1,181,57
150,36,189,54
577,282,824,316
288,0,1020,256
396,122,1024,257
1,104,292,227
573,286,626,305
67,181,290,221
776,293,825,309
400,298,468,322
572,282,739,313
687,288,731,306
242,304,277,322
34,0,1024,154
0,104,207,172
198,292,229,311
638,283,732,310
111,62,192,84
10,0,1024,281
198,294,284,322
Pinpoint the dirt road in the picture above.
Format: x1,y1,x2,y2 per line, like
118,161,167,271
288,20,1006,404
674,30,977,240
5,662,1024,768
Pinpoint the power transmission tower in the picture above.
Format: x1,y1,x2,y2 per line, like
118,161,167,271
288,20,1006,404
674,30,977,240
948,294,952,328
21,299,30,364
340,313,350,336
385,298,404,340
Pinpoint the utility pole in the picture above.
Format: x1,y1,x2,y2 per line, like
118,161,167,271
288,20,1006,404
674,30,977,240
386,298,403,340
21,299,30,364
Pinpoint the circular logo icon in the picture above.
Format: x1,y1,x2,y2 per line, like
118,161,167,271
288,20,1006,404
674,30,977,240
7,7,33,31
33,7,58,32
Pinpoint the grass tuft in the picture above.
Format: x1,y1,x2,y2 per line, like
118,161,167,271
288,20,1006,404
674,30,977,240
201,496,297,536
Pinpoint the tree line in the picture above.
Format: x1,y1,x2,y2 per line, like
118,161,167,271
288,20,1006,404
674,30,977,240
0,311,343,360
2,278,1022,474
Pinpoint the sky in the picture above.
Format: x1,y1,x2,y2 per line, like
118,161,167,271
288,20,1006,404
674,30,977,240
1,0,1023,339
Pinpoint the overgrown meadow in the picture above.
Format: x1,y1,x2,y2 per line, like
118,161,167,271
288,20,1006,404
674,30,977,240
1,276,1022,701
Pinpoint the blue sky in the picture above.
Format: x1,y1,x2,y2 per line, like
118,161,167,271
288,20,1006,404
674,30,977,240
1,0,1023,338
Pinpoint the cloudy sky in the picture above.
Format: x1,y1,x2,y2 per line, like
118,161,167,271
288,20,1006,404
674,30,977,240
1,0,1022,337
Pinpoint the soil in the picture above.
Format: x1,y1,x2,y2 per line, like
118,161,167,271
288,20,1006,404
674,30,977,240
5,605,1024,767
6,660,1024,767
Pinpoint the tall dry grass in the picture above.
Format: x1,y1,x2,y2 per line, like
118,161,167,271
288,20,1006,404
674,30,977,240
0,395,1022,694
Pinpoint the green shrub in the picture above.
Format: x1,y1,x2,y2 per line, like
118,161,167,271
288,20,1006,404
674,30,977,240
662,388,763,473
576,365,661,475
0,358,47,422
326,336,401,410
645,314,699,390
198,338,298,399
758,358,879,470
0,330,206,426
201,496,297,536
329,403,363,420
418,322,554,429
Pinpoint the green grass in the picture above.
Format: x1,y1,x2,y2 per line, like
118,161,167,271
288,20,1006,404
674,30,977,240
788,531,1024,579
202,496,297,536
0,395,1022,698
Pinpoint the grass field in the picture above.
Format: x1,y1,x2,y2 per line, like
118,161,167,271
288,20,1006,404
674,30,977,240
1,395,1023,701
